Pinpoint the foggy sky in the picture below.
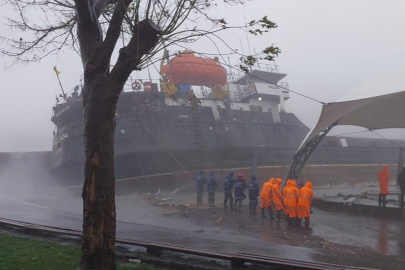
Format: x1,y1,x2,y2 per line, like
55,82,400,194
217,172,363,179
2,0,405,152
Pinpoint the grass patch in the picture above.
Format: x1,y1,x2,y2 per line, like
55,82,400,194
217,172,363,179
0,233,161,270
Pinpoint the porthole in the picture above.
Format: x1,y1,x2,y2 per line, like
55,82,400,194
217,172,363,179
120,128,126,134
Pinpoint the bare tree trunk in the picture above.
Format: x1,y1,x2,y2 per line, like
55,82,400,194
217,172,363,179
77,18,159,270
79,75,119,270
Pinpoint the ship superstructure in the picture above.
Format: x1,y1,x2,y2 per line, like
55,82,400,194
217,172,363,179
51,52,405,184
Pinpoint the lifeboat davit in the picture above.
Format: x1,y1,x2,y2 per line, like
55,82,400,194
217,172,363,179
161,51,227,87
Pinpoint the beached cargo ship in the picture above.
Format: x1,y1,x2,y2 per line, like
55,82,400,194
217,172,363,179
51,51,405,184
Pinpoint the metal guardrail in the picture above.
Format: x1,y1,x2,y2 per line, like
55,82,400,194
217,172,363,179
0,217,378,270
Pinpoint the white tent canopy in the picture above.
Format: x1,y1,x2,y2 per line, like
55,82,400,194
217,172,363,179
298,67,405,152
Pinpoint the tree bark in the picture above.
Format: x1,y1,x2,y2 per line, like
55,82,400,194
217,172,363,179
78,17,159,270
79,75,119,270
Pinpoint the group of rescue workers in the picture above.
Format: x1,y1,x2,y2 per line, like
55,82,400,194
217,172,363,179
196,170,314,227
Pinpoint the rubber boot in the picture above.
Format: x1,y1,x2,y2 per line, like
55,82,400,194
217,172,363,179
304,217,310,228
252,206,257,216
275,210,282,222
238,201,242,212
268,207,275,220
230,197,234,210
261,208,267,218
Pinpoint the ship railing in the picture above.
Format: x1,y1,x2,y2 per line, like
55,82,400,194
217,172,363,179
228,62,281,84
279,82,289,89
256,62,279,73
228,91,243,102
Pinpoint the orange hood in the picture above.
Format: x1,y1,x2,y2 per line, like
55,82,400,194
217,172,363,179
305,181,313,189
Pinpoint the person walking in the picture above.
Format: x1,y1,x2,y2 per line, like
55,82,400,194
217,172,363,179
260,178,275,219
272,178,284,222
207,171,218,207
234,173,247,212
297,181,314,227
196,170,206,205
378,166,390,207
397,167,405,209
248,175,260,216
224,172,235,209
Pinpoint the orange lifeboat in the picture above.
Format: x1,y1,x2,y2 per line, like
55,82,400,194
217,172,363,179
161,51,227,87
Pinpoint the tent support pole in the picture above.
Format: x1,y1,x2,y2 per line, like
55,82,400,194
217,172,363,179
284,123,337,185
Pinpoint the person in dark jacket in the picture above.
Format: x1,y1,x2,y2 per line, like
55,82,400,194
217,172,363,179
234,173,247,212
207,171,218,207
248,175,260,216
398,168,405,209
224,172,235,209
196,170,206,205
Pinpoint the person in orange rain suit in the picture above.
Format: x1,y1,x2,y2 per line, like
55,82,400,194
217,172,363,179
282,180,292,223
298,181,313,227
272,178,284,222
260,178,275,219
288,181,300,226
378,166,390,207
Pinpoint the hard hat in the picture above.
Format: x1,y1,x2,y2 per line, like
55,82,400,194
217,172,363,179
238,173,245,180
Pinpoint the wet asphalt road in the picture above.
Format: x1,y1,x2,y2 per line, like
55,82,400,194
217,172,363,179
1,189,405,269
0,194,320,262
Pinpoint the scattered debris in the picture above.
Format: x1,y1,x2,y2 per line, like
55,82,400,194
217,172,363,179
129,259,142,264
216,218,223,225
343,197,359,206
212,227,220,233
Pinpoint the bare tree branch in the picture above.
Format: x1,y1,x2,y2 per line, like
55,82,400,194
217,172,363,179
100,0,133,69
109,19,160,89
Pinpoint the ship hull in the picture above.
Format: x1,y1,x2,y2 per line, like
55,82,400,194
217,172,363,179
51,92,404,185
51,144,402,186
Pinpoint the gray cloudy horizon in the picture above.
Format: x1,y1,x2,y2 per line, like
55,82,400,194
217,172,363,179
1,0,405,152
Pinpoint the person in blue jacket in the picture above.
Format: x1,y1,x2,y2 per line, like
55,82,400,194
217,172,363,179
206,171,218,207
196,170,206,205
224,172,235,209
248,175,260,216
234,173,247,212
